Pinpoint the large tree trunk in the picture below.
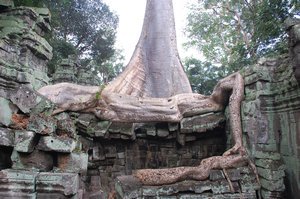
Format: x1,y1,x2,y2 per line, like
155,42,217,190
37,0,251,186
103,0,192,97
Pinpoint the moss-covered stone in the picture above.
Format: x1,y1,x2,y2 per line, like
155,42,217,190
14,130,36,153
11,149,53,171
56,152,88,174
36,136,76,153
0,127,14,146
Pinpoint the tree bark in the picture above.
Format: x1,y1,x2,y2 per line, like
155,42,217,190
37,0,250,186
103,0,192,98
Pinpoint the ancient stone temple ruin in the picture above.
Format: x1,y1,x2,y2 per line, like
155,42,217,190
0,1,299,199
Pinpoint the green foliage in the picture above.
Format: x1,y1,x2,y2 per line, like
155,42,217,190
184,57,229,95
47,38,77,75
14,0,120,78
95,49,125,83
185,0,297,70
14,0,45,7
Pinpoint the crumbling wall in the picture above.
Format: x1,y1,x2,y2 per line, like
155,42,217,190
0,1,299,199
241,54,300,198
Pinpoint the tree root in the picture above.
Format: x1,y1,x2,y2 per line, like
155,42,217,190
134,154,248,186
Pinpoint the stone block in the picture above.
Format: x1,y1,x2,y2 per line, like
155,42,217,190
87,120,111,137
168,122,178,132
157,128,169,137
0,0,14,9
180,112,225,133
54,112,76,138
257,167,285,181
254,151,281,160
0,127,14,146
37,136,76,153
11,149,53,171
193,181,214,194
0,169,38,194
255,159,286,170
36,172,79,196
109,122,133,136
211,180,236,194
0,97,14,126
260,178,285,192
9,85,40,114
261,188,284,199
115,175,142,199
0,192,37,198
209,170,225,181
27,114,57,135
36,193,71,199
57,152,88,174
14,130,36,153
240,179,260,193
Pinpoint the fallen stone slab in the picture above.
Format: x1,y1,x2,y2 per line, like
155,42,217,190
36,136,76,153
180,112,225,133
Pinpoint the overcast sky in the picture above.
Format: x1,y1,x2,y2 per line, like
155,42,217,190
102,0,199,63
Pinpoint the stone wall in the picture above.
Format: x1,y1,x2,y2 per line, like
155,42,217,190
241,54,300,198
0,2,300,199
51,56,101,86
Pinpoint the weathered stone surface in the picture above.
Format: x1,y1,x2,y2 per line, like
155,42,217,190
255,159,286,170
88,120,111,137
261,189,284,199
52,56,78,84
54,112,76,138
0,7,52,90
77,67,101,86
0,127,14,146
254,151,281,160
109,122,133,137
36,172,79,196
0,0,14,9
14,130,36,153
0,169,38,194
157,127,169,137
76,113,95,133
11,149,53,171
180,112,225,133
115,175,142,199
57,152,88,174
260,178,285,192
116,167,259,198
27,114,57,135
257,167,285,181
36,136,76,153
0,97,13,126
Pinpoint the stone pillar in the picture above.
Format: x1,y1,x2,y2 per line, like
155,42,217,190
77,67,101,86
0,4,52,91
51,56,78,84
284,18,300,83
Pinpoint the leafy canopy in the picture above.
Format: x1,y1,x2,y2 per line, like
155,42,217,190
185,0,299,69
184,0,299,94
14,0,121,79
